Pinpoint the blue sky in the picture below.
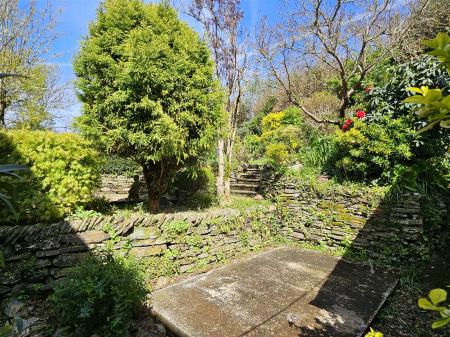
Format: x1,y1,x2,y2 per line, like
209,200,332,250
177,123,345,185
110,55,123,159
30,0,283,130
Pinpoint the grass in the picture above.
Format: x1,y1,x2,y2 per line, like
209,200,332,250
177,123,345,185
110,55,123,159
226,195,273,213
66,194,274,221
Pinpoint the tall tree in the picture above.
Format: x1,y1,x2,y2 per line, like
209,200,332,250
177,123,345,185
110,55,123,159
256,0,429,125
0,0,64,128
74,0,223,211
188,0,247,202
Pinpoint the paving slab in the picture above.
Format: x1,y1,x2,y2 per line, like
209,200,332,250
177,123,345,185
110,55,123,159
151,247,397,337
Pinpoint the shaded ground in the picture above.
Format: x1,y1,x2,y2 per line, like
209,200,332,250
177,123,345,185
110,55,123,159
371,247,450,337
151,247,398,337
2,245,448,336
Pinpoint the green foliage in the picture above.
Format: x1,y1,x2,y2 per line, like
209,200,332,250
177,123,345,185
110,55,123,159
365,52,450,160
389,157,450,196
0,164,27,218
170,166,216,198
333,117,415,182
265,143,289,164
258,106,314,165
11,65,59,130
162,219,189,238
0,317,23,337
49,254,147,337
0,130,100,222
241,96,277,136
364,328,383,337
418,287,450,329
405,33,450,136
368,55,449,119
74,0,223,209
300,136,336,172
101,155,140,177
184,191,217,209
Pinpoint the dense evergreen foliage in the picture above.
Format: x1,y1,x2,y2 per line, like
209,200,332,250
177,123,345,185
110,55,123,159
74,0,223,211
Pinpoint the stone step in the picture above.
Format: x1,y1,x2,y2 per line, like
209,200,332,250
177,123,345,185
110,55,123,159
231,177,261,183
236,173,262,180
231,189,257,196
230,183,259,191
241,164,265,170
238,169,263,174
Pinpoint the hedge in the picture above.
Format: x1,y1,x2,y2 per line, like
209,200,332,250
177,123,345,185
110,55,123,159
0,130,100,223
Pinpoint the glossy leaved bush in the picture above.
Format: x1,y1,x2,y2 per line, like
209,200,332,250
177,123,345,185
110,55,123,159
405,32,450,137
0,130,100,222
74,0,223,211
418,287,450,329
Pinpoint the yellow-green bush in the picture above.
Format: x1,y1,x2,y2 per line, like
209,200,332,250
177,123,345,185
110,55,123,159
0,130,100,222
333,117,415,181
265,143,289,164
260,107,306,165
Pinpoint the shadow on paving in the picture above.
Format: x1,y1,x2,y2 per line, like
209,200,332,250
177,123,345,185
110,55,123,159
150,176,449,337
292,187,449,337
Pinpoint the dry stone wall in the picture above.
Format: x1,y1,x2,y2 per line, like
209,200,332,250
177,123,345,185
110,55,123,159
2,166,447,297
262,174,448,260
0,206,280,296
96,174,146,202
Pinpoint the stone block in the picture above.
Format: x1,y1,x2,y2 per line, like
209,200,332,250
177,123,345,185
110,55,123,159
128,227,161,240
132,238,167,247
36,245,88,258
62,231,110,245
291,231,305,240
53,252,89,267
130,245,166,257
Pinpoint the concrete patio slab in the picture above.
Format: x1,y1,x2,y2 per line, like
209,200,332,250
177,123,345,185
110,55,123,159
151,247,397,337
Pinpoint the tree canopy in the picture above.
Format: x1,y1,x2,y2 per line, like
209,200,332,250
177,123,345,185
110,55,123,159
74,0,223,210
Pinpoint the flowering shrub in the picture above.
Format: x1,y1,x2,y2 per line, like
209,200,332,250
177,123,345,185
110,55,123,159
265,143,290,164
341,119,353,131
334,117,415,181
355,110,366,119
341,110,366,131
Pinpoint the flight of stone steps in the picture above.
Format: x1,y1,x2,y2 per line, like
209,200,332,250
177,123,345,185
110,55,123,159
230,164,264,197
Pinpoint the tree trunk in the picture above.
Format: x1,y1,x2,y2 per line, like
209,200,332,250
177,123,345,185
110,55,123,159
142,164,161,213
0,103,6,128
223,132,236,203
148,192,160,213
216,138,225,202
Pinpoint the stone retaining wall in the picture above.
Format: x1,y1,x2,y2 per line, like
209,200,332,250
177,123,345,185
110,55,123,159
262,174,448,259
0,206,279,296
2,168,447,297
96,174,146,202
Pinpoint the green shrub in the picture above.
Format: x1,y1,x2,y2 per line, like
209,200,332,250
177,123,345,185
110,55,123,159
300,135,336,171
184,191,217,209
101,155,141,177
265,143,290,165
170,165,216,202
243,134,264,160
333,117,415,182
366,54,450,159
49,254,147,337
0,130,100,222
259,107,312,165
